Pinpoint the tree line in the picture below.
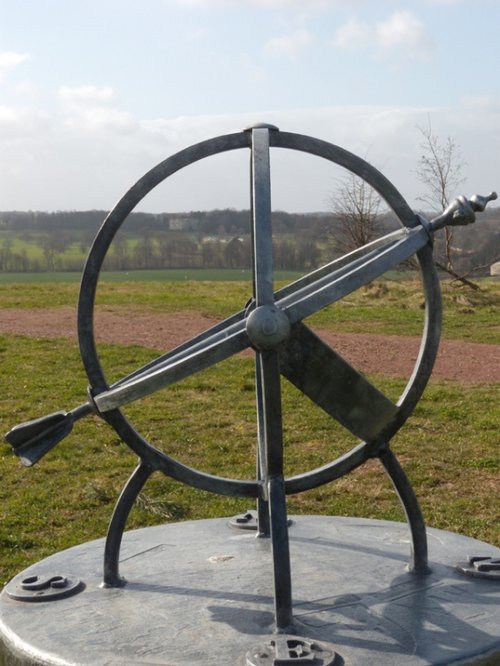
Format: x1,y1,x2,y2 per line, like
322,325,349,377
0,205,497,275
0,223,323,274
2,122,498,278
0,209,321,236
104,233,321,272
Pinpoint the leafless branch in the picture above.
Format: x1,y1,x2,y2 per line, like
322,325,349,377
416,117,467,275
327,173,382,254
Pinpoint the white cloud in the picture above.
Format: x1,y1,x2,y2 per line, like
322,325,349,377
333,18,371,50
173,0,353,8
57,85,136,134
0,104,51,139
264,29,314,60
241,0,334,6
376,10,432,56
185,26,209,41
13,81,39,98
0,52,30,81
58,85,116,106
1,103,497,213
334,10,433,60
459,95,500,112
62,107,138,134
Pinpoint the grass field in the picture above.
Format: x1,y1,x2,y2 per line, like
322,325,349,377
1,274,498,342
0,276,498,585
0,268,303,284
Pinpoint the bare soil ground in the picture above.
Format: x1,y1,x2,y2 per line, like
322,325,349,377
1,307,499,383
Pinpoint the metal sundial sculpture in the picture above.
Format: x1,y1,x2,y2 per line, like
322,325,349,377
5,124,497,663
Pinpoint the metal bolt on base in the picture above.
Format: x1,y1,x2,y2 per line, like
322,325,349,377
229,510,293,531
5,572,84,602
246,635,337,665
229,510,259,530
456,555,500,580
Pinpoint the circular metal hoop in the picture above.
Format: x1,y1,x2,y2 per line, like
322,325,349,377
78,128,441,498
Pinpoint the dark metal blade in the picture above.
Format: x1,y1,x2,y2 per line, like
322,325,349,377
279,323,398,442
6,411,75,467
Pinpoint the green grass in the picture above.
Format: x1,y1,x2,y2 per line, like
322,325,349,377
0,277,498,585
1,277,498,343
0,332,498,585
0,268,303,285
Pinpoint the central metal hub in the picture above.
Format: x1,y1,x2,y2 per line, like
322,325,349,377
246,305,291,350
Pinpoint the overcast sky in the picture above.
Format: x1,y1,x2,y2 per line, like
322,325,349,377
1,0,499,214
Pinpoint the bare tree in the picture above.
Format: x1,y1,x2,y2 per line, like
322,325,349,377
327,173,382,254
415,118,466,273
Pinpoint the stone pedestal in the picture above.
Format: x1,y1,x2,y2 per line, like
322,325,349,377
1,516,499,665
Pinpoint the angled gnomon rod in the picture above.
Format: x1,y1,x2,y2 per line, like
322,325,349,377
5,192,497,466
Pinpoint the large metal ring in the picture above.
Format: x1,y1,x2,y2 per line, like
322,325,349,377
77,129,440,497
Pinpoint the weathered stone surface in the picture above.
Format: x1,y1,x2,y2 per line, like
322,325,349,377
1,517,499,665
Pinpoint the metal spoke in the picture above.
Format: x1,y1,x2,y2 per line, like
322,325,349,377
251,127,275,306
256,349,293,630
280,226,428,325
257,351,285,477
93,325,249,412
113,310,246,388
92,229,416,416
280,323,398,442
250,125,293,631
275,226,408,301
110,227,409,392
255,354,270,537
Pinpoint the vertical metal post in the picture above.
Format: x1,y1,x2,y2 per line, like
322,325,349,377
251,126,275,306
249,124,293,632
249,129,273,538
258,350,293,631
256,354,271,538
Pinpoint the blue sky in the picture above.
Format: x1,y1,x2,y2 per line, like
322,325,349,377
1,0,499,213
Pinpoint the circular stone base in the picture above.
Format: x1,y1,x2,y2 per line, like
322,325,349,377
1,516,499,665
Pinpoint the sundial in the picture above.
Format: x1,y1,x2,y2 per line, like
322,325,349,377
2,124,499,665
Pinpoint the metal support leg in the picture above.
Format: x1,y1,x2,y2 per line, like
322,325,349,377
256,469,270,538
103,461,153,587
256,355,271,538
268,475,294,632
258,351,294,632
379,446,430,574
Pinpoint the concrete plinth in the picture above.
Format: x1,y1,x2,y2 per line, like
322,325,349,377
1,516,499,665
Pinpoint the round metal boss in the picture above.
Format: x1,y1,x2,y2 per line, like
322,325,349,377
246,305,291,349
5,573,84,602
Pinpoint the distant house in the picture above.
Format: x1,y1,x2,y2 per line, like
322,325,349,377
168,216,201,231
168,217,189,231
490,261,500,277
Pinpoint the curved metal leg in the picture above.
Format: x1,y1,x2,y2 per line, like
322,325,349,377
378,446,431,574
102,461,153,587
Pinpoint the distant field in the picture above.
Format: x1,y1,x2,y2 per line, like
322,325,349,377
0,269,304,284
0,276,498,343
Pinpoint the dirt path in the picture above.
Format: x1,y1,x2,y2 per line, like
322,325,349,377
1,307,499,383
